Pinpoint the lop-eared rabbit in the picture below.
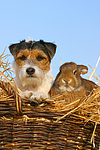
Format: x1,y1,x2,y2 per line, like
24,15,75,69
49,62,98,100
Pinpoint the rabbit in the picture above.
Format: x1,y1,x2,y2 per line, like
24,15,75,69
49,62,98,100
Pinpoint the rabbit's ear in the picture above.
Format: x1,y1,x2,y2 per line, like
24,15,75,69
78,65,88,75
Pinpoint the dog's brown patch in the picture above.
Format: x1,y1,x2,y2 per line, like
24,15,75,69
15,49,50,72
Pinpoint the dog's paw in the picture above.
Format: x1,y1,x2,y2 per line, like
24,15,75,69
20,91,49,101
30,92,49,100
20,90,34,99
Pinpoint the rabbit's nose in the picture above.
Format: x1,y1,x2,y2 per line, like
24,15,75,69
62,79,72,84
68,79,72,84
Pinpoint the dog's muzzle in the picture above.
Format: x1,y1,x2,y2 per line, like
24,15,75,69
26,67,35,76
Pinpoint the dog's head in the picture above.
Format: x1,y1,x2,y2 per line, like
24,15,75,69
9,40,56,72
9,40,56,88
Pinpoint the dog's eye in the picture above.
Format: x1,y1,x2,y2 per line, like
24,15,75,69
18,55,26,61
36,55,45,61
73,70,77,75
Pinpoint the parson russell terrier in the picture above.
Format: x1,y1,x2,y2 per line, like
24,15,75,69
9,40,57,100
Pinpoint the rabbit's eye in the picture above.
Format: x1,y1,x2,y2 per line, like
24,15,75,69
73,70,77,75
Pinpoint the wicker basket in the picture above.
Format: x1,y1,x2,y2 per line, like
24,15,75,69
0,52,100,150
0,80,100,150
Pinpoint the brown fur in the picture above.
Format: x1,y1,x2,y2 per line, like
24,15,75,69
49,62,98,99
15,49,50,72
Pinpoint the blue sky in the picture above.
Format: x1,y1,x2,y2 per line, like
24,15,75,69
0,0,100,82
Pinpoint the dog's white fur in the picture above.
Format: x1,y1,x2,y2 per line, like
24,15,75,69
13,61,54,100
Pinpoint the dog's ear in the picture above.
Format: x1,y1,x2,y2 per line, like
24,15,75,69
40,40,57,59
9,43,18,57
9,40,26,57
45,42,57,59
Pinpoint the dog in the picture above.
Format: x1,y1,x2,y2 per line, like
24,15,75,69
9,40,57,100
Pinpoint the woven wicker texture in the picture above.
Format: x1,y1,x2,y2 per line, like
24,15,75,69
0,51,100,150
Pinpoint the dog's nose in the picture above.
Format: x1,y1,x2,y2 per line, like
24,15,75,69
26,67,35,76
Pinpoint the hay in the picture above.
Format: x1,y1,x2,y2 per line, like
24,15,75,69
48,88,100,124
0,51,100,149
